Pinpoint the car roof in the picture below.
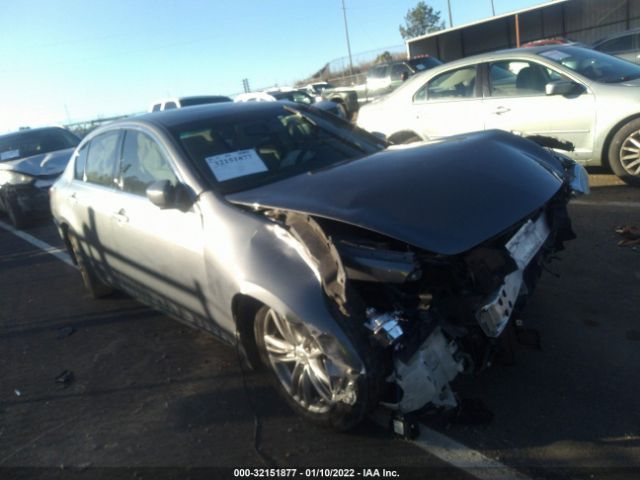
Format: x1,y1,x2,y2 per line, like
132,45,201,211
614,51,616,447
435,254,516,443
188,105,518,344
0,126,68,138
593,27,640,46
116,101,291,131
425,44,591,70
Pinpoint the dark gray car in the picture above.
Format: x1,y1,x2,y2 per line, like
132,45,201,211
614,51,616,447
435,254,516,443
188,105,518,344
0,127,79,228
50,102,587,430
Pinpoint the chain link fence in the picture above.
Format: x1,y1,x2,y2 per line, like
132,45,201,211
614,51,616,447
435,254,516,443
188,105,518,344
304,44,407,88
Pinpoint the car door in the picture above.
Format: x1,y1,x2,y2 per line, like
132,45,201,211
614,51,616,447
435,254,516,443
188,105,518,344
410,64,485,138
71,130,123,273
482,59,596,161
110,128,209,326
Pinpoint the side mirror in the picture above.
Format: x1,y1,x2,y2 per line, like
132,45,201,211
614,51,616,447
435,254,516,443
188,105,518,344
545,79,583,96
146,180,176,209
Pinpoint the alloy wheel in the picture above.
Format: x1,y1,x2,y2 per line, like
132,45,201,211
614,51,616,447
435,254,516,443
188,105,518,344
261,309,339,414
619,130,640,176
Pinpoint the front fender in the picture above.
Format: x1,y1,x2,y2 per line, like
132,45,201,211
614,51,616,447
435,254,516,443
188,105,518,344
235,221,365,373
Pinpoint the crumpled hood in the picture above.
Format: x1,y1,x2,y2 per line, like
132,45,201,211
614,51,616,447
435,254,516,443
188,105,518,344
0,148,75,177
227,130,565,255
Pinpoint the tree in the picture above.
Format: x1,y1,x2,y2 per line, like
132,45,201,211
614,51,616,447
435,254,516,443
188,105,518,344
399,1,445,40
374,51,393,64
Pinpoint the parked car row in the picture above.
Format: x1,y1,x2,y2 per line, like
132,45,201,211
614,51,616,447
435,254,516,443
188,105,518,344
234,88,350,119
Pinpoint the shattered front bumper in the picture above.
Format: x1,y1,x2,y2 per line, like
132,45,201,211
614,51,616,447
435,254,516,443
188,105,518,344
0,179,56,216
476,212,551,337
387,212,553,414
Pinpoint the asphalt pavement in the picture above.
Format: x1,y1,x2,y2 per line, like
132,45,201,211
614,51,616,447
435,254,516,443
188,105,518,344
0,173,638,480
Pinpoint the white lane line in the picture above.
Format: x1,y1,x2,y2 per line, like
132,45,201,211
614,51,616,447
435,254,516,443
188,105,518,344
411,424,531,480
370,411,531,480
571,200,640,209
0,220,75,268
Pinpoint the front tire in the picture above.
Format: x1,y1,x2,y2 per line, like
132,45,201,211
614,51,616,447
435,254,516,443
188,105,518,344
68,232,114,299
608,119,640,186
253,306,373,430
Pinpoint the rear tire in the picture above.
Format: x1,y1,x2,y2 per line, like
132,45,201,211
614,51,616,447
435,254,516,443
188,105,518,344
68,232,114,299
253,305,374,431
608,119,640,186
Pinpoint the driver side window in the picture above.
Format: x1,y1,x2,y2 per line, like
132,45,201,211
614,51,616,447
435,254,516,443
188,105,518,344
118,130,178,196
489,60,567,97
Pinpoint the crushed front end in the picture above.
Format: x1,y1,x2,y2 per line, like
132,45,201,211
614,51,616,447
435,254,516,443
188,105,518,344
300,162,585,416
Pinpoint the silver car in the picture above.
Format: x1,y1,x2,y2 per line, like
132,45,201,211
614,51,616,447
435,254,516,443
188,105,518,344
357,45,640,186
50,102,587,430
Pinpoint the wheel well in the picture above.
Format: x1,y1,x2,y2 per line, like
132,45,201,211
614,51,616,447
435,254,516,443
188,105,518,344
601,113,640,170
387,130,422,145
231,294,264,370
59,223,78,265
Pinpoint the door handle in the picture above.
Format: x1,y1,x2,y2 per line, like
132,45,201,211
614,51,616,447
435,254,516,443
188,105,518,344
70,192,78,204
494,106,511,115
113,209,129,224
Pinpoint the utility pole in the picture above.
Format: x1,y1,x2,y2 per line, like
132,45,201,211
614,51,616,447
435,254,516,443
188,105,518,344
490,0,496,16
341,0,354,76
447,0,453,28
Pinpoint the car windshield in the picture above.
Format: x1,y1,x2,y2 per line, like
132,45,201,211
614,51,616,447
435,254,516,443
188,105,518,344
172,104,386,194
0,128,79,162
538,46,640,83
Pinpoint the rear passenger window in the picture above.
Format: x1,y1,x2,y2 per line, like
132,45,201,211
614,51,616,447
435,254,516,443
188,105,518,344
119,130,178,196
73,144,89,180
85,131,120,187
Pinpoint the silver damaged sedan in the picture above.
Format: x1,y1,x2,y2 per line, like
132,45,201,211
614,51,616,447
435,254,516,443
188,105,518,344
51,102,588,430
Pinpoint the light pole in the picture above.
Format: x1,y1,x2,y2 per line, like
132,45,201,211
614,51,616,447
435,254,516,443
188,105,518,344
490,0,496,16
447,0,453,28
341,0,354,76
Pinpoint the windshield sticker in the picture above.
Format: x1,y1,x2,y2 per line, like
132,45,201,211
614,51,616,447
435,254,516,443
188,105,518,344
540,50,571,61
1,149,20,161
205,149,268,182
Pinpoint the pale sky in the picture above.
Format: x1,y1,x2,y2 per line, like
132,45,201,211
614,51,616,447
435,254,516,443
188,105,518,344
0,0,541,133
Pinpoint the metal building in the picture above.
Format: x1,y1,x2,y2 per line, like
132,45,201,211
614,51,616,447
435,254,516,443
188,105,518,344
406,0,640,62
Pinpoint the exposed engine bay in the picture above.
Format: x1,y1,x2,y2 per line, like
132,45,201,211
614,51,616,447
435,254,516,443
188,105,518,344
260,178,578,416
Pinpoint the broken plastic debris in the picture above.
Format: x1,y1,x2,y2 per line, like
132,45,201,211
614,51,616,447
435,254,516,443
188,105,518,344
615,225,640,247
14,389,21,396
55,370,75,385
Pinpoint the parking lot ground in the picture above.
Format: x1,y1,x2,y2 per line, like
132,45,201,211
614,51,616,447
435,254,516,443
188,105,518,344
0,219,474,479
0,173,638,480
